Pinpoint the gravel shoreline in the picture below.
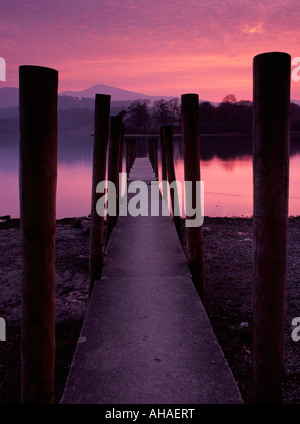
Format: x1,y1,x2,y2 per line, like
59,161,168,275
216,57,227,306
0,216,299,404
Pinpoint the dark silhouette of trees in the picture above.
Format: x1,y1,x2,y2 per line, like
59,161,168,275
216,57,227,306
126,99,151,133
167,98,181,128
214,96,252,133
222,94,237,104
1,94,300,135
199,101,216,133
151,98,181,129
290,102,300,131
152,99,171,127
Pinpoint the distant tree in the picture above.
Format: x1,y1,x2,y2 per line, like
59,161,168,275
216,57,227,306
236,100,252,107
152,99,170,127
151,98,181,129
166,98,181,128
117,110,128,119
199,101,216,133
222,94,237,104
199,101,215,119
126,99,151,133
290,102,300,131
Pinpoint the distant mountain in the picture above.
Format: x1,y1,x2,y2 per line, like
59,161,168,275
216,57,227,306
60,84,175,102
1,85,300,109
291,99,300,106
0,84,176,108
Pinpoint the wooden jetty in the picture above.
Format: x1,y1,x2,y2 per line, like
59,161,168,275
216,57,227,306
61,157,243,404
19,52,290,404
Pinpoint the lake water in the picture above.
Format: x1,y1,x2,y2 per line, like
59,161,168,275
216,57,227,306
1,131,300,219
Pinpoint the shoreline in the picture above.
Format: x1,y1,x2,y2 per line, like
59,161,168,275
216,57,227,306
0,215,299,404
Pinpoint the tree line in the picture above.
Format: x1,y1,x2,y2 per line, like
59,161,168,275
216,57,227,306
1,94,300,134
123,94,300,134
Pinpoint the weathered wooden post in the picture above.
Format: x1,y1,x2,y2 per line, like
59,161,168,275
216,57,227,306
154,137,158,179
150,137,158,179
162,126,182,242
181,94,205,301
126,138,136,174
119,123,125,174
88,94,111,299
252,52,291,404
126,138,132,174
117,123,125,217
148,138,153,168
131,138,136,169
19,65,58,403
105,116,122,245
160,127,168,199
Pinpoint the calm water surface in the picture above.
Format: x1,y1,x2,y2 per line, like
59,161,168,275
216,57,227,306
1,131,300,218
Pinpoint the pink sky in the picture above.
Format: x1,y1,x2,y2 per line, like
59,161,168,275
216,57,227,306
1,0,300,102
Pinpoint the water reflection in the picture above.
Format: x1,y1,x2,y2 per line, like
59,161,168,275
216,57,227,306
1,131,300,218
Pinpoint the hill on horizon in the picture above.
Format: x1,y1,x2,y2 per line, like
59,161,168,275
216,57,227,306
1,84,300,108
0,84,202,108
60,83,176,103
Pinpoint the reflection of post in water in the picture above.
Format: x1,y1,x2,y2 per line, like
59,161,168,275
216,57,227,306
181,93,205,302
252,52,290,404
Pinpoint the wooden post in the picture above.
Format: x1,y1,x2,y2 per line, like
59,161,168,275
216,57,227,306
160,127,168,199
126,138,132,174
131,138,136,169
150,137,158,179
154,137,158,179
126,138,136,174
252,52,291,404
117,123,125,217
19,65,58,404
148,138,153,167
105,116,122,245
181,94,205,301
88,94,111,299
152,138,158,179
119,123,125,174
162,126,182,242
160,128,167,181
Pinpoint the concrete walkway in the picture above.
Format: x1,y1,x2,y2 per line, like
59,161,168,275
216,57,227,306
61,158,243,404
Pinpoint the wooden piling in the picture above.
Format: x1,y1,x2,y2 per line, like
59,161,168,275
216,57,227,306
105,116,122,245
252,52,291,404
160,127,167,182
148,138,158,179
181,94,205,301
117,123,125,217
126,138,136,174
88,94,111,299
19,65,58,404
154,137,158,179
160,127,168,202
162,126,182,242
119,123,125,174
148,138,153,167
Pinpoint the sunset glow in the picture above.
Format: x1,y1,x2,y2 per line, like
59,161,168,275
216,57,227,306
1,0,300,101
